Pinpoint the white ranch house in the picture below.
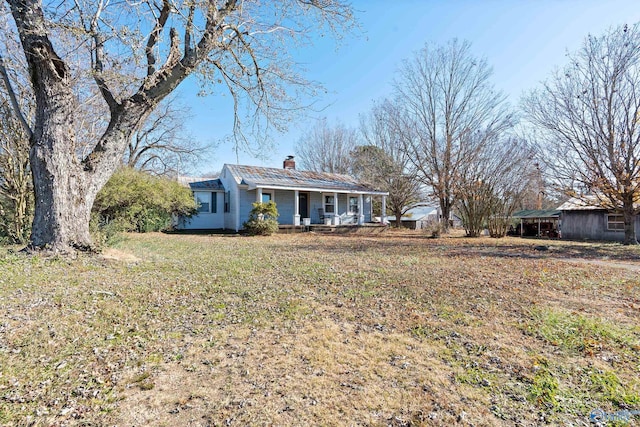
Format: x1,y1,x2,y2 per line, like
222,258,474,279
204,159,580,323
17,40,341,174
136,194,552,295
176,158,388,232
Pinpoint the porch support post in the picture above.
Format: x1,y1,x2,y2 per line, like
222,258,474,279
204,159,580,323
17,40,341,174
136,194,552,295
381,195,387,225
333,192,339,225
256,188,263,203
520,218,523,237
358,194,364,225
294,190,301,226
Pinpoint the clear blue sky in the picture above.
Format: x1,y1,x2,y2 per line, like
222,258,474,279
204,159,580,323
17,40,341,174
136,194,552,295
177,0,640,175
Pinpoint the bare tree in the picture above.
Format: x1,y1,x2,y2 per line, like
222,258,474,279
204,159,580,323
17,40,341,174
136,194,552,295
296,117,359,174
125,98,208,177
2,0,353,253
455,136,537,237
0,21,33,243
359,99,422,227
393,39,515,233
0,99,32,243
524,23,640,245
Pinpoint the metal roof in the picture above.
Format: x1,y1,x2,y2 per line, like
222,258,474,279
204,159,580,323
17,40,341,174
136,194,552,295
557,196,617,211
513,209,561,219
557,195,640,211
387,206,438,222
178,176,225,190
188,178,225,190
224,164,387,194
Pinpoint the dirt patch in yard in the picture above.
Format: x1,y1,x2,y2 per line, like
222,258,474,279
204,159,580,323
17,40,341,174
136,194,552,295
100,247,142,263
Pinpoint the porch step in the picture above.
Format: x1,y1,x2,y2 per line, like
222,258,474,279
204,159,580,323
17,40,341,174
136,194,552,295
277,225,305,234
277,224,388,234
309,224,385,234
309,225,338,233
277,224,343,233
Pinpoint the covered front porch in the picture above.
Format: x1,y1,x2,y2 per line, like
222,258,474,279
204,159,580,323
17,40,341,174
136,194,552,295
251,186,388,227
512,209,561,238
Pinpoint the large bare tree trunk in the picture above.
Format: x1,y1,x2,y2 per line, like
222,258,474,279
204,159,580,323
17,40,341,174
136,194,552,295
439,198,451,233
20,3,92,252
8,0,156,253
8,0,133,253
29,152,93,250
28,104,149,252
622,199,638,246
393,206,403,228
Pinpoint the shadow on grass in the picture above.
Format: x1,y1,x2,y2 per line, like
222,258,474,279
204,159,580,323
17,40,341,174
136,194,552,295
286,231,640,263
163,228,242,236
163,227,640,264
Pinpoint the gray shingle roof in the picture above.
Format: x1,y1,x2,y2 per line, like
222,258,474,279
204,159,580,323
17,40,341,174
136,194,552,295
225,164,387,194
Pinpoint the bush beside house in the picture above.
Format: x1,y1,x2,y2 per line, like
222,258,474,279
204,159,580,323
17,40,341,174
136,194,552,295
92,167,196,243
243,201,279,236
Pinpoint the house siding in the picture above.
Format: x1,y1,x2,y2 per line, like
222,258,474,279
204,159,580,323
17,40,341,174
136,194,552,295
561,210,640,241
218,167,238,231
178,191,224,229
238,188,257,228
273,190,295,225
309,193,324,223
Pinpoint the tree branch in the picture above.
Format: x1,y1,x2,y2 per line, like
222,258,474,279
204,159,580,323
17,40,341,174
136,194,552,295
145,0,172,76
135,0,239,104
0,52,32,139
87,0,118,109
184,2,196,56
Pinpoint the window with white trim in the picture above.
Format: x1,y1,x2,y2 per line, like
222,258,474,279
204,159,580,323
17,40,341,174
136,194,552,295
324,195,335,214
607,214,624,231
348,196,358,214
195,192,211,213
261,191,273,203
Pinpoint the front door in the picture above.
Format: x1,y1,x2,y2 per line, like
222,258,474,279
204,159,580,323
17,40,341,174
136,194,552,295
299,192,309,219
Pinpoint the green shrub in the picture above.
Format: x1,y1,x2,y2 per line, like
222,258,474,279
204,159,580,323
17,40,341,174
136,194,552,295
0,188,32,245
243,201,279,236
93,167,197,236
90,213,129,247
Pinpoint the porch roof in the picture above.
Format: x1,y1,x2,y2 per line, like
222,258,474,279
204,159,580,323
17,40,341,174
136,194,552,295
224,164,388,195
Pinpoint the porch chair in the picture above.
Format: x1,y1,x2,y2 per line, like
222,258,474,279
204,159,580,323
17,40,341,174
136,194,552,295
318,208,325,223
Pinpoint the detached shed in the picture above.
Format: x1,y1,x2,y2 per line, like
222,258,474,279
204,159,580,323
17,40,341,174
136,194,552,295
558,197,640,242
512,209,561,238
386,206,439,230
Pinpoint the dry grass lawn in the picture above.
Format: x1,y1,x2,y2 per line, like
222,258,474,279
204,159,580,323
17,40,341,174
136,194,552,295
1,230,639,426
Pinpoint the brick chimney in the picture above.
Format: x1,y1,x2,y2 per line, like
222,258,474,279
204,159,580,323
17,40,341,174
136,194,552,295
283,155,295,170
